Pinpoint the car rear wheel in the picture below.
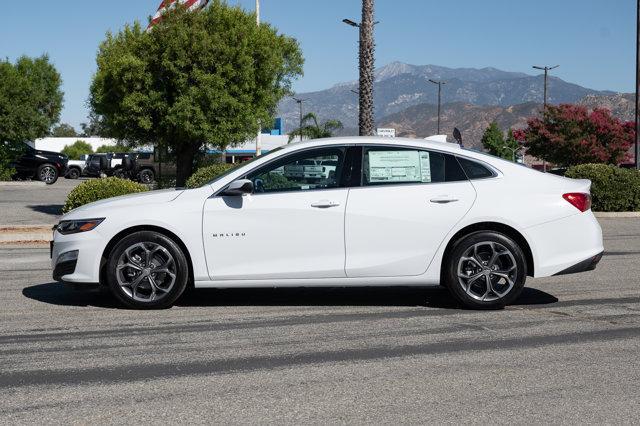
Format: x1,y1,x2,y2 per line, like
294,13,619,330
106,231,189,309
138,169,155,184
66,167,80,179
37,164,58,184
444,231,527,309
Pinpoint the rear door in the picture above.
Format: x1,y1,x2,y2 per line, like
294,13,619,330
344,146,477,277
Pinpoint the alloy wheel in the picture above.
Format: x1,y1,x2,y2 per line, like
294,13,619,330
457,241,518,302
116,242,177,302
40,166,56,183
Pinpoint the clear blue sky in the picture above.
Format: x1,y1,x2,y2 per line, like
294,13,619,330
0,0,635,129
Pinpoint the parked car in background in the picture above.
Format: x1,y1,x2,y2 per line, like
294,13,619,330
85,152,137,180
51,137,603,310
134,152,176,184
65,154,89,179
10,144,68,184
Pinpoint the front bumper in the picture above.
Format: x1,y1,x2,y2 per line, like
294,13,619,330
51,230,105,284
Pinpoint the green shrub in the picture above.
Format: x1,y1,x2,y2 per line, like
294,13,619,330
565,163,640,212
61,140,93,160
186,163,235,188
63,177,149,213
0,165,14,181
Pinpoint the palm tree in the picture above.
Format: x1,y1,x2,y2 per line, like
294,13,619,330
288,113,344,142
359,0,375,136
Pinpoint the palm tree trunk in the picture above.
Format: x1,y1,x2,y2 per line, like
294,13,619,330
359,0,375,136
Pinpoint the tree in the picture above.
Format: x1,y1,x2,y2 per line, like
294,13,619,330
503,129,521,161
481,122,505,156
90,1,303,185
0,55,63,172
358,0,375,136
80,112,109,137
522,104,634,167
96,143,131,153
52,123,78,137
61,140,94,159
288,113,343,142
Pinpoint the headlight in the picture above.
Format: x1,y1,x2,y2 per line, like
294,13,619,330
56,218,105,235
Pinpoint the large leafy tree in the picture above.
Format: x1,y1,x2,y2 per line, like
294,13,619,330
288,113,343,142
481,122,504,156
523,104,634,166
61,140,94,159
0,55,63,172
52,123,78,137
90,1,303,185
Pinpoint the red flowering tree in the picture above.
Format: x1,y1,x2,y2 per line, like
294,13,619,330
522,104,634,167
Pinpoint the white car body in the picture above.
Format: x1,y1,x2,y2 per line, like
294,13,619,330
52,137,603,294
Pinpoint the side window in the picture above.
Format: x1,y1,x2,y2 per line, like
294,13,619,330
457,157,495,180
362,147,467,185
247,148,345,194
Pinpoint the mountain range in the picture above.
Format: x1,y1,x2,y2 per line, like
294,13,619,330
277,62,618,144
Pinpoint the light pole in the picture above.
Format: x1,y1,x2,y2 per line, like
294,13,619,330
343,0,378,136
292,97,307,142
532,64,559,108
532,64,558,172
428,79,446,134
503,145,523,163
255,0,261,156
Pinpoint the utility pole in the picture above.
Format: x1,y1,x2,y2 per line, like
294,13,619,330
533,64,558,172
428,79,446,134
343,0,377,136
255,0,262,156
636,0,640,169
292,97,307,142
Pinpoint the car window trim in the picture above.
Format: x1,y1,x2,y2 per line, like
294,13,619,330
214,144,353,197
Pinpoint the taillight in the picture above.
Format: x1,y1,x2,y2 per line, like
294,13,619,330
563,193,591,212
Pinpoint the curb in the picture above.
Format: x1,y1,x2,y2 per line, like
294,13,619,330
0,225,52,243
0,181,46,187
594,212,640,218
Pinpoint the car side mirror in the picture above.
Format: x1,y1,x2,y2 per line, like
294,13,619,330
222,179,253,196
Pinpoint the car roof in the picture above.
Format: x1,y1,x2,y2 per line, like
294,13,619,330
283,136,463,154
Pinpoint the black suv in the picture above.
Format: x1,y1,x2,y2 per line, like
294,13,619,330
11,145,68,184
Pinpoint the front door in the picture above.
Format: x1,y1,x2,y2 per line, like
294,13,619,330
345,146,477,277
203,147,349,281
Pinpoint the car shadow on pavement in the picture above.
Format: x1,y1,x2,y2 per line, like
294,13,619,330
28,204,64,216
22,283,558,310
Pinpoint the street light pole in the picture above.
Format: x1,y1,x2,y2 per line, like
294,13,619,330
292,97,307,142
532,64,559,108
428,79,446,134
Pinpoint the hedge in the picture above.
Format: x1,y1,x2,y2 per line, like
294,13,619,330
186,163,235,189
63,177,149,213
565,164,640,212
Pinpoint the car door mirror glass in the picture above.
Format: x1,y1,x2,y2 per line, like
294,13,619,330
222,179,254,196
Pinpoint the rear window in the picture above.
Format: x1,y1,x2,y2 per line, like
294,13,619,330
457,157,495,180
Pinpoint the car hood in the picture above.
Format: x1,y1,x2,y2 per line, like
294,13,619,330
64,189,185,218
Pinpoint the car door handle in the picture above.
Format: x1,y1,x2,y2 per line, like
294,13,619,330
311,200,340,208
430,196,459,204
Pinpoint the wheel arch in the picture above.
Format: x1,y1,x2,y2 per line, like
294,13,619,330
100,225,194,287
440,222,535,277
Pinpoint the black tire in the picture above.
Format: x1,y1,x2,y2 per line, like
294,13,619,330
37,163,58,184
138,168,155,184
444,231,527,310
106,231,189,309
66,167,80,179
113,168,127,179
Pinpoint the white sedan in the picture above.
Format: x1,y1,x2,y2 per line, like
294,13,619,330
51,137,603,309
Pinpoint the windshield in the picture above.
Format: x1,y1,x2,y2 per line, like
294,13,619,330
202,146,286,187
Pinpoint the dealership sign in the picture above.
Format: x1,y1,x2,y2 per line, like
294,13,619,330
376,128,396,138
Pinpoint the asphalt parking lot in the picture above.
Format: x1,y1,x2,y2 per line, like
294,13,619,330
0,218,638,423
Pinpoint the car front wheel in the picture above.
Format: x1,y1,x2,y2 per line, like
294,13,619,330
37,164,58,184
138,169,155,184
106,231,189,309
66,168,80,179
444,231,527,309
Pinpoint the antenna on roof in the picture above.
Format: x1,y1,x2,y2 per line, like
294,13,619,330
453,127,463,147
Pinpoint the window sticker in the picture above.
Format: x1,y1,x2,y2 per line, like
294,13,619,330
368,150,431,183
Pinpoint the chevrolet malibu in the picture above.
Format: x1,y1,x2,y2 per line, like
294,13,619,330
51,137,603,309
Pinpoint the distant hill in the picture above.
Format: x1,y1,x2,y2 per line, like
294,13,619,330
278,62,612,131
376,102,542,148
577,93,635,122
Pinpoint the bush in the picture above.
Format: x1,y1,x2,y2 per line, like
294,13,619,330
186,163,235,189
63,177,149,213
565,164,640,212
0,164,14,181
61,140,93,160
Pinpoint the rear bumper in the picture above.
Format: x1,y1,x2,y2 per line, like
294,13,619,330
553,251,603,276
